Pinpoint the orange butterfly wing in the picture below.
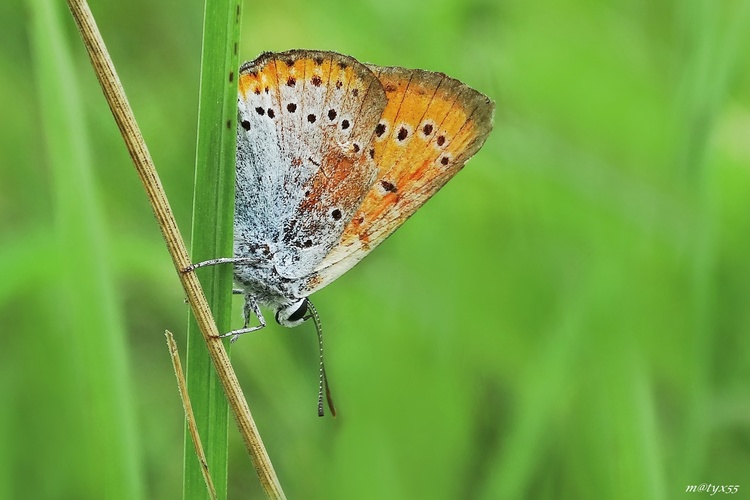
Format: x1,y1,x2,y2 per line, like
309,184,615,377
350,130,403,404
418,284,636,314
309,65,494,290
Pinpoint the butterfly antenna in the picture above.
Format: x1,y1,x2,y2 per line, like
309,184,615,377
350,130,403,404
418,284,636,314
307,300,336,418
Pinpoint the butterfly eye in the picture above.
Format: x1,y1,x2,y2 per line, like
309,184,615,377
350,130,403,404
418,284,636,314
275,298,309,327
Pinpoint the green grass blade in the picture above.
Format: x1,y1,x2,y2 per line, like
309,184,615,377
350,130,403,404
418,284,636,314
27,0,144,497
674,0,750,482
184,0,242,497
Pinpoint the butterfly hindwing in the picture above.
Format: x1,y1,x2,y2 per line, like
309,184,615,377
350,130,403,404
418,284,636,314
235,50,387,292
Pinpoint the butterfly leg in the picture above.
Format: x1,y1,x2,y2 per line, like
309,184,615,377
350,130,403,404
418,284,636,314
181,257,258,273
241,295,259,329
219,294,266,343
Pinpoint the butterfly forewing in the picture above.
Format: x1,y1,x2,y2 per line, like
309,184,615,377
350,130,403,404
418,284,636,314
310,66,494,290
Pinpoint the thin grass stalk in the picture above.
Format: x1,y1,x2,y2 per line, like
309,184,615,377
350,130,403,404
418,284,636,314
166,331,218,500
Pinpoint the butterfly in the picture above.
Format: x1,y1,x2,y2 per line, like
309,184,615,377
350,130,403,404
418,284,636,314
188,50,494,415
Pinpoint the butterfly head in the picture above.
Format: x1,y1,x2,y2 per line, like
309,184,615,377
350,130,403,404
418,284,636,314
275,298,309,327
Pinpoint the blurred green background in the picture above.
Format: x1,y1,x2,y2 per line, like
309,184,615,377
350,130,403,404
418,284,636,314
2,0,750,498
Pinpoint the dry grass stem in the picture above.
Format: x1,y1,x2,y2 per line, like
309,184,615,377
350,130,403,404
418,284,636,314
65,0,285,497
